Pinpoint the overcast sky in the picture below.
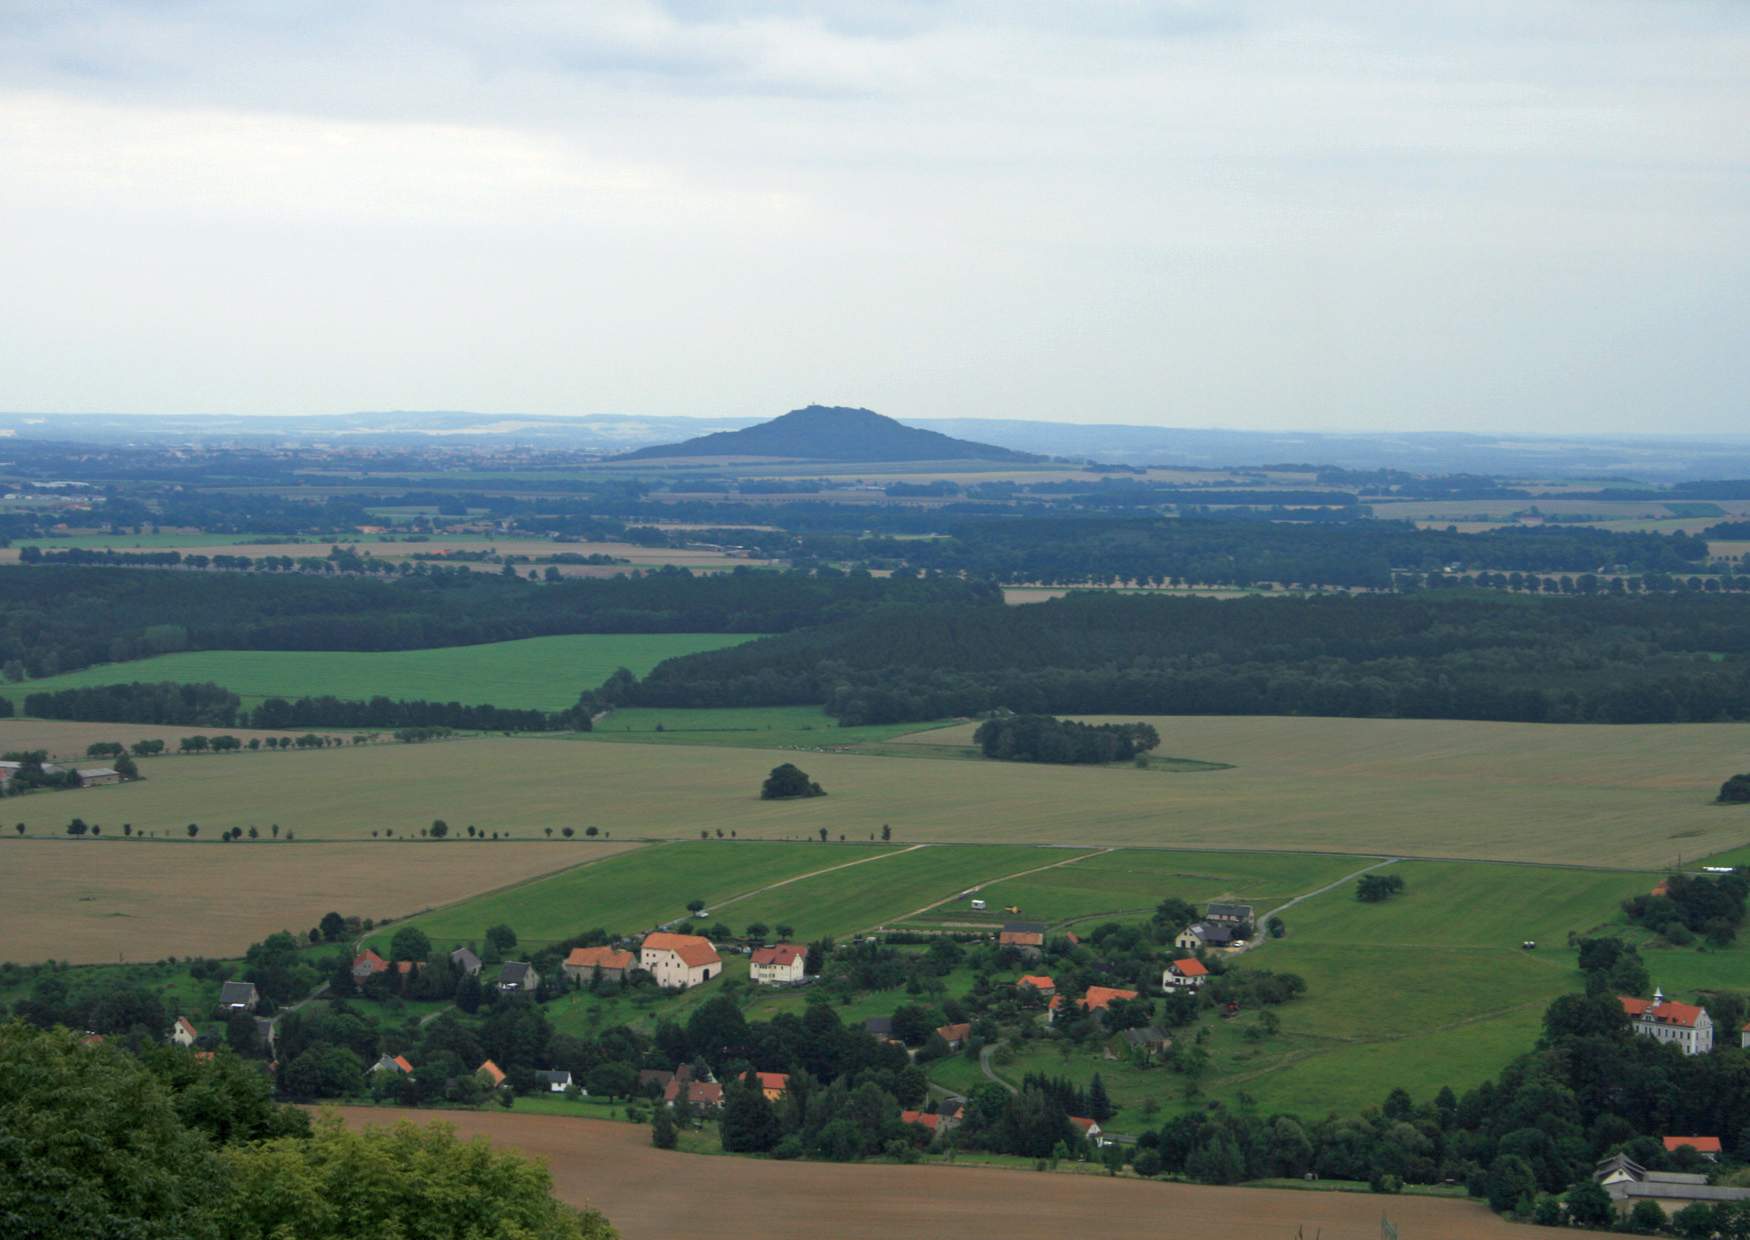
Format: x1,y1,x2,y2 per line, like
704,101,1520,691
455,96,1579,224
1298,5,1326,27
1,2,1746,433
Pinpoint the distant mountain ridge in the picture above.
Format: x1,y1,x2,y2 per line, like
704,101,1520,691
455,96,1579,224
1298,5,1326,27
614,405,1044,463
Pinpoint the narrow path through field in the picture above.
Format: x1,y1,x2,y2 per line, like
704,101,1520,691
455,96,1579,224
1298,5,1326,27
979,1043,1016,1095
1241,856,1400,955
697,845,926,920
864,847,1112,935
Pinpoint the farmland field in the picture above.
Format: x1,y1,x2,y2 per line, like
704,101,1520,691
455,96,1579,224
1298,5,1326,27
332,1108,1518,1240
10,633,757,712
44,715,1750,865
900,848,1371,930
0,719,352,761
583,705,953,749
0,838,633,963
362,840,893,954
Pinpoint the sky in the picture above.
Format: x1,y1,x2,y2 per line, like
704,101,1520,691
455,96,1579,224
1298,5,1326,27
0,1,1746,434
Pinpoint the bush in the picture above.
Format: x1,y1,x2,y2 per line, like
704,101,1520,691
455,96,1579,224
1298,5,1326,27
1719,773,1750,803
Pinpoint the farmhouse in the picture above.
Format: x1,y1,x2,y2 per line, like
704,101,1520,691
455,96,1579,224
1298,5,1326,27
535,1070,574,1093
999,921,1046,956
170,1016,198,1047
371,1053,414,1075
1663,1136,1722,1161
665,1077,724,1111
750,943,807,985
1175,921,1235,951
1164,958,1209,988
450,946,482,976
1049,985,1139,1024
935,1022,972,1051
1121,1025,1171,1061
352,949,389,981
1596,1153,1750,1211
476,1059,507,1089
901,1109,941,1134
1070,1116,1108,1147
76,767,123,786
496,962,540,993
755,1072,789,1102
640,932,721,989
864,1016,896,1040
1016,974,1056,997
1207,902,1253,927
217,980,258,1013
563,946,635,984
1620,991,1714,1055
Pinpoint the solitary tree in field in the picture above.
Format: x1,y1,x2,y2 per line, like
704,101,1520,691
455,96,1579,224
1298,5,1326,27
544,828,553,838
562,827,574,838
429,821,448,839
818,827,828,843
186,823,199,838
761,763,825,801
881,823,892,842
775,924,794,941
1357,873,1407,903
686,899,706,915
14,823,22,836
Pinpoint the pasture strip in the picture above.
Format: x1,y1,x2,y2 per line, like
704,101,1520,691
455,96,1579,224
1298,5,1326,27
864,847,1111,933
697,844,926,918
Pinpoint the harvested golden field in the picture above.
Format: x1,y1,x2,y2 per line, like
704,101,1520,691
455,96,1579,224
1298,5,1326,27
332,1107,1513,1240
50,715,1750,866
0,839,639,963
0,719,352,762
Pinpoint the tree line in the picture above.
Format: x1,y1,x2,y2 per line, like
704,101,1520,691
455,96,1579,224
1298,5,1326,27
973,715,1161,764
615,590,1750,726
14,682,575,732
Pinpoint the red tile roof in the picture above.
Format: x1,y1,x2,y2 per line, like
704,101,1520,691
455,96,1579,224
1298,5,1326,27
477,1059,507,1086
901,1109,940,1131
1664,1136,1722,1154
1080,986,1139,1012
642,933,721,969
936,1023,972,1044
755,1071,789,1096
353,949,388,974
1017,974,1056,993
1620,996,1707,1028
751,944,807,967
1170,958,1209,977
565,946,636,971
1069,1116,1102,1134
393,1055,414,1074
1651,880,1670,897
175,1017,198,1039
1000,929,1045,947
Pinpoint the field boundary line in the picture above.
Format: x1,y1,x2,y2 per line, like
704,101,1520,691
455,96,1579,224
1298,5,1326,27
697,844,927,920
864,847,1112,935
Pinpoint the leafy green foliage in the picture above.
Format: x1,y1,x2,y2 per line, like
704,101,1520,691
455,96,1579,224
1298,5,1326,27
973,715,1160,764
760,763,824,800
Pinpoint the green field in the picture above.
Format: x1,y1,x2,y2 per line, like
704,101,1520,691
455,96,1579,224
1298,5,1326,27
902,849,1370,931
363,841,889,954
952,859,1686,1124
12,634,757,713
584,706,956,750
52,714,1750,866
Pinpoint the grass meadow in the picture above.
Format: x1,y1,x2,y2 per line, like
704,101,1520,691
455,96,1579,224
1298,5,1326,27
10,633,757,713
41,715,1750,866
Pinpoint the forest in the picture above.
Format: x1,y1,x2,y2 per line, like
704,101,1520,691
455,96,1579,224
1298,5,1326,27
0,565,990,679
617,591,1750,725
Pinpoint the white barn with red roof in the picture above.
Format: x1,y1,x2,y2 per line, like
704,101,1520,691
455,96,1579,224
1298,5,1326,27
640,932,722,989
1621,990,1713,1055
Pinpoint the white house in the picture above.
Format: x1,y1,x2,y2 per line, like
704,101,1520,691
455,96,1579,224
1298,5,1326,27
1070,1116,1108,1147
1163,958,1209,989
1175,921,1235,952
170,1016,199,1047
640,932,722,989
1621,991,1713,1055
750,943,806,985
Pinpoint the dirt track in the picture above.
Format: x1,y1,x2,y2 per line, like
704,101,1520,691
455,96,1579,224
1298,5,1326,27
334,1107,1516,1240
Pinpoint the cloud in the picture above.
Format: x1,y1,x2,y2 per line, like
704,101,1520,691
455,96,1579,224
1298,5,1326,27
0,1,1745,430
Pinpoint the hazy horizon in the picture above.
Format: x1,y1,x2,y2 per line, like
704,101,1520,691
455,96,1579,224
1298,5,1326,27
3,3,1746,434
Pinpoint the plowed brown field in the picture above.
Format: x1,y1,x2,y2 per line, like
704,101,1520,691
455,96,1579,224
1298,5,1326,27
0,840,640,963
333,1107,1515,1240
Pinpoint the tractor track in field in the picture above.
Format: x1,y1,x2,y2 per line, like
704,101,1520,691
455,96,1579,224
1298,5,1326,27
863,847,1113,935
